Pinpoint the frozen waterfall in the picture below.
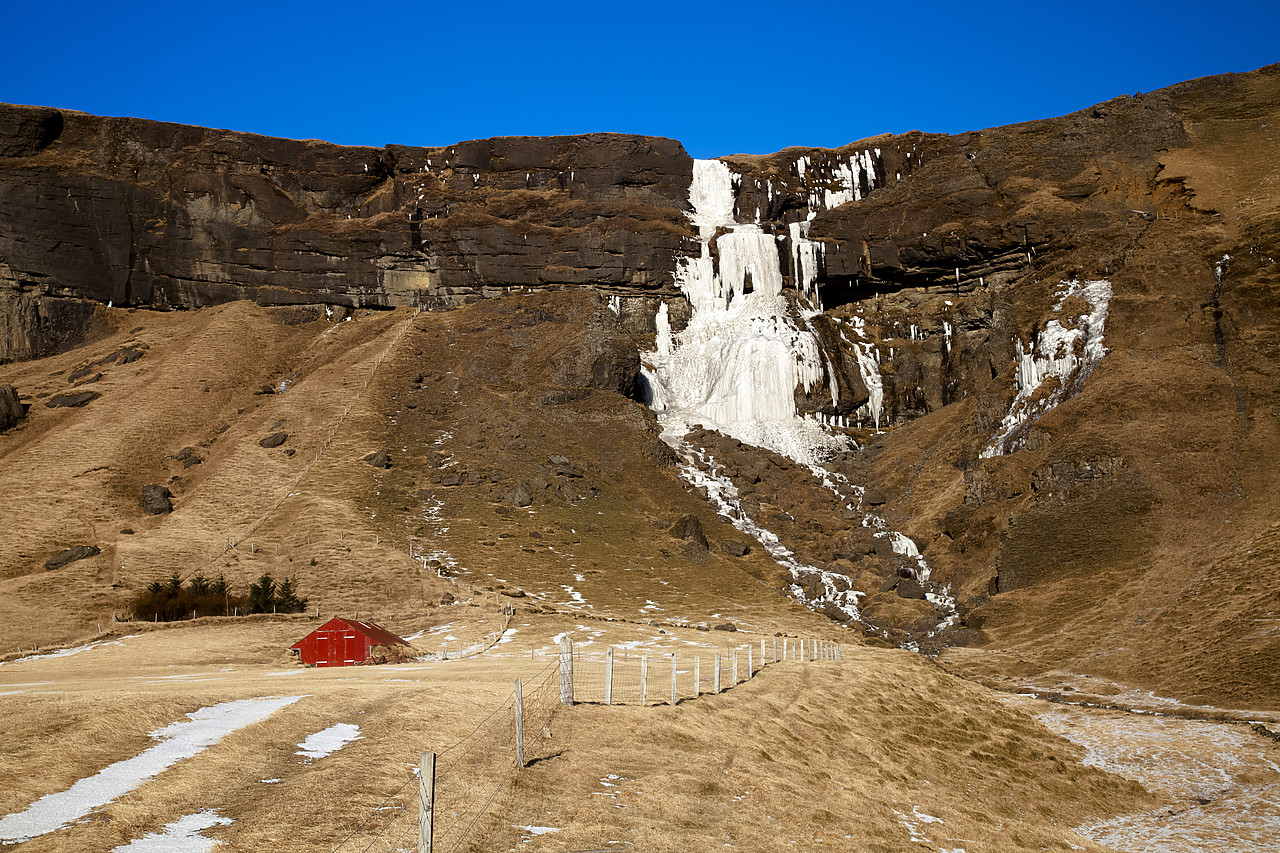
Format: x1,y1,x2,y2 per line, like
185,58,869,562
642,160,847,466
981,279,1113,457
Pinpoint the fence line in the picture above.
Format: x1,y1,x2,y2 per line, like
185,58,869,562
425,606,514,661
332,633,845,852
331,660,561,853
555,635,842,706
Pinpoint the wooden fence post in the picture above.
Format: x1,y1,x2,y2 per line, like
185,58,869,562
514,679,525,768
605,646,614,705
640,654,648,704
418,751,435,853
714,653,721,693
559,636,574,705
761,638,766,667
732,649,738,685
836,642,842,660
670,654,678,705
694,656,701,696
773,636,778,663
747,645,753,677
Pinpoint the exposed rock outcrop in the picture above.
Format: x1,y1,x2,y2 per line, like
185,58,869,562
140,484,173,515
0,102,693,343
45,545,99,570
0,384,22,431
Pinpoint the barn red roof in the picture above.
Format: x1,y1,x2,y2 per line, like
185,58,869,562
290,618,410,667
291,617,409,650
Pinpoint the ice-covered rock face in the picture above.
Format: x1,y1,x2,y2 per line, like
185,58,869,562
982,279,1113,457
642,161,848,466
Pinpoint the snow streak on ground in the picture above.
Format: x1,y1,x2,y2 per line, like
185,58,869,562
0,635,141,667
672,441,862,623
0,696,304,843
296,723,362,760
109,810,232,852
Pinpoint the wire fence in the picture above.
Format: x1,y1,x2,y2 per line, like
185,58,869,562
331,660,561,853
563,635,841,706
330,635,843,852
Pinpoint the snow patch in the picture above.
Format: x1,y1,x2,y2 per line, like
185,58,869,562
982,279,1112,457
110,810,232,853
296,723,362,760
0,696,303,843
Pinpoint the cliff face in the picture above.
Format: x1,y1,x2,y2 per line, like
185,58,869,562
2,65,1279,705
0,104,691,359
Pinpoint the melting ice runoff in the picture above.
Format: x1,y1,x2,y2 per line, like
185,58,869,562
641,159,847,467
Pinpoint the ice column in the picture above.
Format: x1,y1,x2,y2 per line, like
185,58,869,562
642,160,846,466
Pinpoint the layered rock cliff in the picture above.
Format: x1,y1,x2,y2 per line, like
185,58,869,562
0,104,691,360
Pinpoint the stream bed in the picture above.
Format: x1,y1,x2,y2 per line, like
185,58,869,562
1003,693,1280,852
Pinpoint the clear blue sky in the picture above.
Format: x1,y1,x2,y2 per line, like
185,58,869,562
3,1,1277,159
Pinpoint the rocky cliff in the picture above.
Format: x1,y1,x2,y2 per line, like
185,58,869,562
0,104,691,360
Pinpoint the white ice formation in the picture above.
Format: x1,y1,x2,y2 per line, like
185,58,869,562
643,154,957,640
981,279,1113,457
642,159,848,466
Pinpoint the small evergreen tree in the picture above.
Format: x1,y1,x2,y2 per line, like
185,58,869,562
248,573,277,614
276,577,307,613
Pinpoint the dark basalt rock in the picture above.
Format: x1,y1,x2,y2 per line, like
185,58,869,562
141,484,173,515
720,540,751,557
45,391,99,408
668,514,708,550
365,449,392,469
896,578,927,600
0,385,23,431
45,545,100,571
508,481,533,507
0,104,693,357
259,432,288,448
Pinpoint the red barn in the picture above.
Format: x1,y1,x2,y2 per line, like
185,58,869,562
291,618,410,667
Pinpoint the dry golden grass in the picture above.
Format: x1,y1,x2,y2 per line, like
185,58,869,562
471,648,1155,853
0,617,1158,852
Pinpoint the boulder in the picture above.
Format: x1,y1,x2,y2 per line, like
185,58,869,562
259,432,288,448
548,455,584,478
712,622,738,632
896,578,927,600
45,545,100,570
682,538,709,563
508,481,533,507
141,484,173,515
862,487,888,506
720,540,751,557
668,514,708,549
0,385,23,431
45,391,99,408
365,449,392,469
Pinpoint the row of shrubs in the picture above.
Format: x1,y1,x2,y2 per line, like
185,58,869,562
132,572,308,622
